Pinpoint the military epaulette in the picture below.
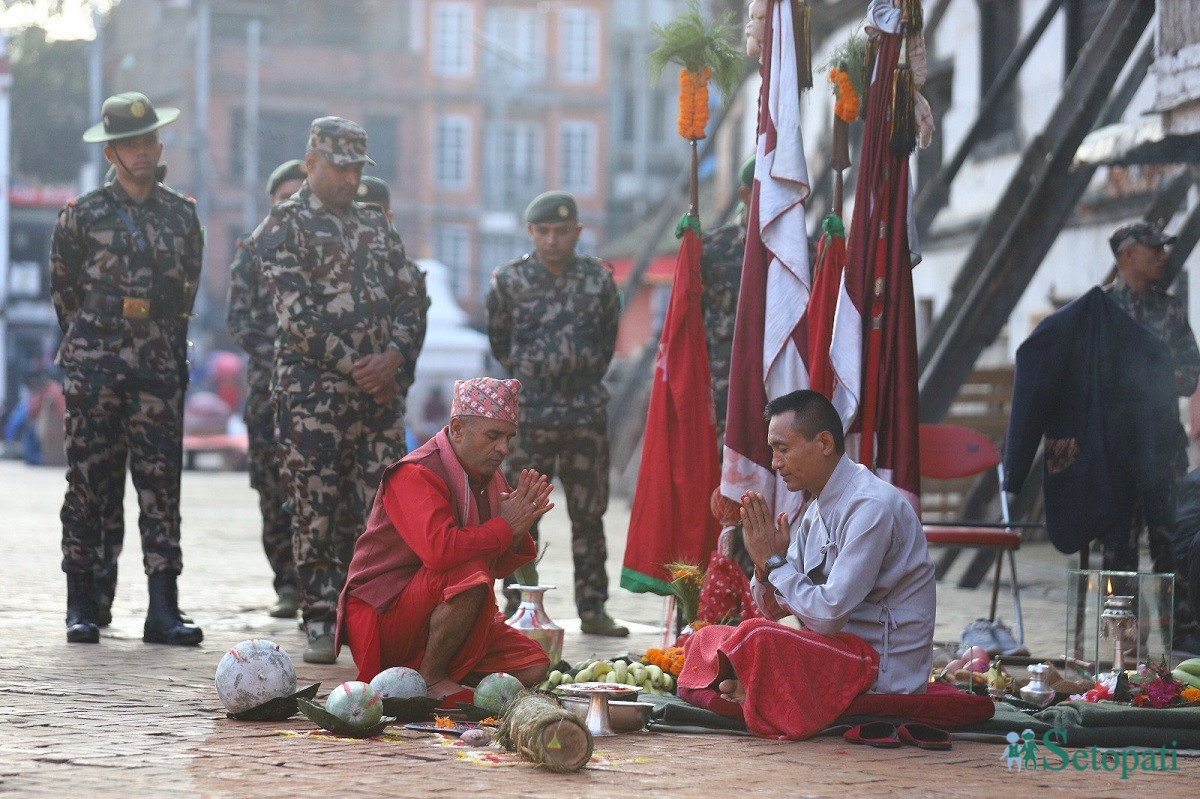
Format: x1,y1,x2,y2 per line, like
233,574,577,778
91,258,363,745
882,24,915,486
155,183,194,204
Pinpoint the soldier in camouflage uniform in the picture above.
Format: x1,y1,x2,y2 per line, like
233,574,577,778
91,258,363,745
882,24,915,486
257,117,425,663
486,191,627,637
51,92,204,646
700,157,753,446
94,162,168,627
1102,222,1200,654
356,175,429,409
226,159,307,619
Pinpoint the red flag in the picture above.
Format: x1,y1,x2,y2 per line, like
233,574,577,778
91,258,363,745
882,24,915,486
721,0,811,519
837,30,921,508
807,212,847,399
622,227,721,595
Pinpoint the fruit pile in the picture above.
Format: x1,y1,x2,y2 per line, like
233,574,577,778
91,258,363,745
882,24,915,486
1172,657,1200,689
536,657,676,694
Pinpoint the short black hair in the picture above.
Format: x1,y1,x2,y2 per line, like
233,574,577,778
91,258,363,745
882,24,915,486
763,390,845,454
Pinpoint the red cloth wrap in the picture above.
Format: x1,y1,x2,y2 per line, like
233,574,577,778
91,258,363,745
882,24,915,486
696,550,762,625
676,619,879,739
343,558,548,684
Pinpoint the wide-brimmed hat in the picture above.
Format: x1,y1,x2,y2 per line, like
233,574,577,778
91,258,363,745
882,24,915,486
83,92,180,144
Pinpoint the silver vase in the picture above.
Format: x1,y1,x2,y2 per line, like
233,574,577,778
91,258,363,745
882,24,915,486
505,584,564,666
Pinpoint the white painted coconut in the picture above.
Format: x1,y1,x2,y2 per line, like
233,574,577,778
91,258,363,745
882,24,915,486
215,638,298,714
369,667,428,700
325,681,383,727
474,672,523,714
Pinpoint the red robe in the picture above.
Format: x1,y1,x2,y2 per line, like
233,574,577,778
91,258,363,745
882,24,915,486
336,429,548,682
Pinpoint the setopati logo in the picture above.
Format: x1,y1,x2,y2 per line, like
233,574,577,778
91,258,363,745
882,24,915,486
1002,728,1180,778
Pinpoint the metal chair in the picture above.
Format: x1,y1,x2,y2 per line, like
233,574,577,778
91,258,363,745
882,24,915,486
919,423,1025,643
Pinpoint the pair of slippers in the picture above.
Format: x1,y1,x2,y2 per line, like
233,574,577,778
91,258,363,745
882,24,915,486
844,722,952,750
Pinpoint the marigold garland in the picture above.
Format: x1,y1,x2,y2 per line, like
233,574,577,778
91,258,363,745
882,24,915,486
828,66,860,123
648,1,742,143
677,66,712,140
643,646,687,677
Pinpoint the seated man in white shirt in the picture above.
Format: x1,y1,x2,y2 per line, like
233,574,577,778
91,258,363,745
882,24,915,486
722,389,936,700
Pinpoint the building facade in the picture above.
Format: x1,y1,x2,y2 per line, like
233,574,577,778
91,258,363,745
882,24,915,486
101,0,630,337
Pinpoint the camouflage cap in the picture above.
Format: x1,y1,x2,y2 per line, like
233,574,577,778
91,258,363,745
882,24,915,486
356,175,391,210
525,191,577,224
307,116,375,166
1110,221,1177,255
83,92,180,144
267,159,307,196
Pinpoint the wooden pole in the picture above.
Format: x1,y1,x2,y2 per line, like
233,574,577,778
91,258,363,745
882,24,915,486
689,138,700,220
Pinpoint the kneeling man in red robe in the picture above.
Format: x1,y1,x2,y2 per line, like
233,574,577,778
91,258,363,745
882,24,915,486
337,377,552,699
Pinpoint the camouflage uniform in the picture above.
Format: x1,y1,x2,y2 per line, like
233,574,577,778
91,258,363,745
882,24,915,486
50,178,201,578
257,181,424,631
1103,274,1200,637
486,250,618,619
699,221,746,443
226,233,296,595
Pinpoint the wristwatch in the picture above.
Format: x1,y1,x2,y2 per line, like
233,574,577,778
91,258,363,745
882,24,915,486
762,554,788,579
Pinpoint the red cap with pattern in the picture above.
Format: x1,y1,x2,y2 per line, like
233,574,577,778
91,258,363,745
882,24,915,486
451,377,521,425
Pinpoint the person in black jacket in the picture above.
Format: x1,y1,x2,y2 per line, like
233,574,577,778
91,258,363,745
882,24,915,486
1102,223,1200,655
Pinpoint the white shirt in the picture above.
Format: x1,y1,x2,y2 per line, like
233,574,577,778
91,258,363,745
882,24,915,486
751,456,936,693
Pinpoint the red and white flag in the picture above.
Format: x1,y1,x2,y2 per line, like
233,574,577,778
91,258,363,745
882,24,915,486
720,0,811,519
835,28,921,509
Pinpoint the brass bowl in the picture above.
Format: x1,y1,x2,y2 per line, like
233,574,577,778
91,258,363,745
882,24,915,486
559,696,652,732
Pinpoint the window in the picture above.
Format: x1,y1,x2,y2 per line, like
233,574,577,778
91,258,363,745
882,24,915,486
433,2,473,76
229,109,320,187
559,121,596,194
364,116,399,183
484,6,545,84
560,7,599,83
484,121,543,207
976,0,1019,147
435,115,472,190
434,225,472,295
479,232,528,302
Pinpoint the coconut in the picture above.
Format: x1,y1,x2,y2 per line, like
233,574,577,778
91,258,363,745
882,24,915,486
325,681,384,727
214,639,298,715
474,672,523,715
369,667,427,700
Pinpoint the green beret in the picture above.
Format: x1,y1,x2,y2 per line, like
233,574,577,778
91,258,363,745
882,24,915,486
525,191,577,224
739,156,756,189
356,175,391,210
266,159,307,196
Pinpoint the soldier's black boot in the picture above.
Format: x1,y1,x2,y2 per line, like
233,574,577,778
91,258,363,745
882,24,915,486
163,572,195,625
144,572,203,646
94,562,116,627
66,571,101,643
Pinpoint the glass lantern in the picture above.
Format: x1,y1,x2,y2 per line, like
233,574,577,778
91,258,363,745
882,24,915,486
1065,570,1174,679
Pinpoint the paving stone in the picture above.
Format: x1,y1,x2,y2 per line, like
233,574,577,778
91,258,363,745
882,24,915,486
1,460,1196,795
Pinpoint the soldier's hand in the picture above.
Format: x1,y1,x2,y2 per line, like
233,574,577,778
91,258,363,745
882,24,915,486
352,351,403,394
499,469,554,542
370,382,397,405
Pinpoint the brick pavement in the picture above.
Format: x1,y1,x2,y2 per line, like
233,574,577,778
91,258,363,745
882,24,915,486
0,459,1195,797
